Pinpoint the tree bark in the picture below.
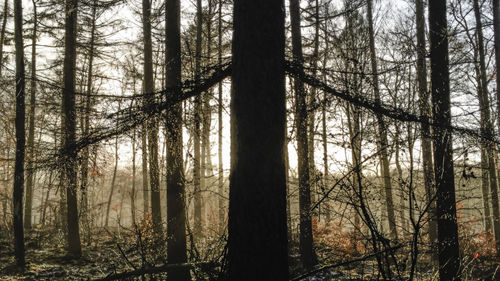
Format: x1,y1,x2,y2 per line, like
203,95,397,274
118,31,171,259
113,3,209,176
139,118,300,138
290,0,317,270
429,1,461,279
473,0,500,255
217,0,224,232
0,0,8,76
62,0,81,258
24,0,37,232
493,0,500,134
141,0,162,238
105,135,119,227
193,0,203,238
366,0,397,241
13,0,26,266
228,1,289,280
415,0,438,258
165,0,190,280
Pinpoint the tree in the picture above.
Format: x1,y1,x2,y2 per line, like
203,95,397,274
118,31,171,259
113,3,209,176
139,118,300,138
366,0,397,241
290,0,317,270
62,0,82,258
227,1,288,280
0,0,8,76
165,0,190,280
494,0,500,134
472,0,500,254
13,0,26,266
217,0,224,232
429,0,460,279
142,0,161,238
24,0,38,232
415,0,437,256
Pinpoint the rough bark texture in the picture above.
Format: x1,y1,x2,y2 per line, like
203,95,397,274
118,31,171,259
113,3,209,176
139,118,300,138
429,1,461,279
165,0,190,280
62,0,81,258
13,0,26,266
24,0,37,232
366,0,397,241
228,1,289,280
415,0,437,253
142,0,162,238
290,0,317,270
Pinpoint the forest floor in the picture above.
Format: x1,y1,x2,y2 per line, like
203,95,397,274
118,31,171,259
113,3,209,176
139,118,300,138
1,226,500,280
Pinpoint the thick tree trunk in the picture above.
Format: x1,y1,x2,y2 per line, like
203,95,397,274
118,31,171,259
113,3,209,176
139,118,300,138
429,1,461,279
13,0,26,266
473,0,500,255
62,0,81,258
228,1,289,280
415,0,437,258
290,0,317,270
366,0,397,241
142,0,162,238
24,0,37,232
165,1,190,280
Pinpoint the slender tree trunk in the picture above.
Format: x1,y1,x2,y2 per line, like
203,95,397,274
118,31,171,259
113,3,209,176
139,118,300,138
24,0,37,232
473,0,500,255
13,0,26,266
481,146,493,231
80,0,96,242
131,128,137,226
0,0,8,76
429,1,461,279
493,0,500,134
290,0,317,270
217,0,224,232
141,123,148,216
142,0,162,238
105,135,119,227
165,1,190,280
366,0,397,241
415,0,438,258
193,0,203,238
62,0,81,258
228,1,289,279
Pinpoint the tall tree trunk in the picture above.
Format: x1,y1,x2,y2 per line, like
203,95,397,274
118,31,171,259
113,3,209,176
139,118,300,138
105,135,119,227
217,0,224,232
193,0,203,238
429,1,461,279
62,0,81,258
290,0,317,270
24,0,37,232
366,0,397,241
493,0,500,134
142,0,162,238
415,0,437,257
13,0,26,266
80,0,96,242
473,0,500,254
165,1,190,280
228,1,289,280
0,0,8,76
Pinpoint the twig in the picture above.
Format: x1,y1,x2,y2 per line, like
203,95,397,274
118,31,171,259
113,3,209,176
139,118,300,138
290,244,404,281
